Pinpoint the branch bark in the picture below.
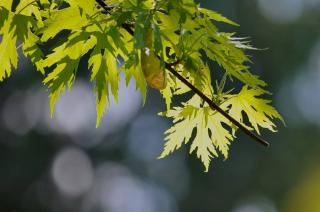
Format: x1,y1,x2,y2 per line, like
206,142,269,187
95,0,270,147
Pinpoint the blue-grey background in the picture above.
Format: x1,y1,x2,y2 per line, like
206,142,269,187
0,0,320,211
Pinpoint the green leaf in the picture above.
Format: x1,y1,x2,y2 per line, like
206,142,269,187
161,78,174,111
41,31,97,69
0,0,285,172
222,86,285,135
108,26,129,57
89,48,120,127
43,58,78,115
10,14,34,42
22,30,45,74
0,0,13,10
153,24,163,57
39,7,89,41
160,95,233,172
204,41,267,87
15,0,43,24
0,12,18,81
199,8,239,26
66,0,97,15
0,7,9,30
134,11,149,49
124,56,147,103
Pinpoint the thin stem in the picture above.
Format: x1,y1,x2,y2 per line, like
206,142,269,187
166,64,270,147
94,0,270,147
16,0,38,14
16,43,23,50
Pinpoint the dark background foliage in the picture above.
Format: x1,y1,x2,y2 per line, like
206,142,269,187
0,0,320,211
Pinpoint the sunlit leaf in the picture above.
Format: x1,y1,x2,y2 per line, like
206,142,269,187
0,0,284,171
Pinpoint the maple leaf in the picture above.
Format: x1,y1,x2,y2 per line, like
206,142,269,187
15,0,43,24
0,4,43,79
159,95,233,172
0,11,18,81
0,0,13,10
43,58,78,115
89,40,120,127
39,7,89,42
222,86,285,135
0,0,285,171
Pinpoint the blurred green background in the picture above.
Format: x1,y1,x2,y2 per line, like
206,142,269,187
0,0,320,211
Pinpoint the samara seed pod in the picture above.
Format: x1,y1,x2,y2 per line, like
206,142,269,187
141,29,166,90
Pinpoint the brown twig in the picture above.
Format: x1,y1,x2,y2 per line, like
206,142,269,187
94,0,270,147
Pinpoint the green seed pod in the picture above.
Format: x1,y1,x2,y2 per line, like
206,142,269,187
141,29,166,90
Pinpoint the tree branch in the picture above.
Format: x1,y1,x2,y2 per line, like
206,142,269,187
94,0,270,147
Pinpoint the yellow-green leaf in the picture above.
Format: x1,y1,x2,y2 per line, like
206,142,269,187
0,0,13,10
222,86,285,135
39,7,89,42
89,48,120,127
43,58,78,115
0,12,18,81
160,95,234,172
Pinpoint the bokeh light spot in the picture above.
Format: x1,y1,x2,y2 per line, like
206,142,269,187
52,147,93,197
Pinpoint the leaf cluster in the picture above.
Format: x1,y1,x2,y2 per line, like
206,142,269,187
0,0,284,171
